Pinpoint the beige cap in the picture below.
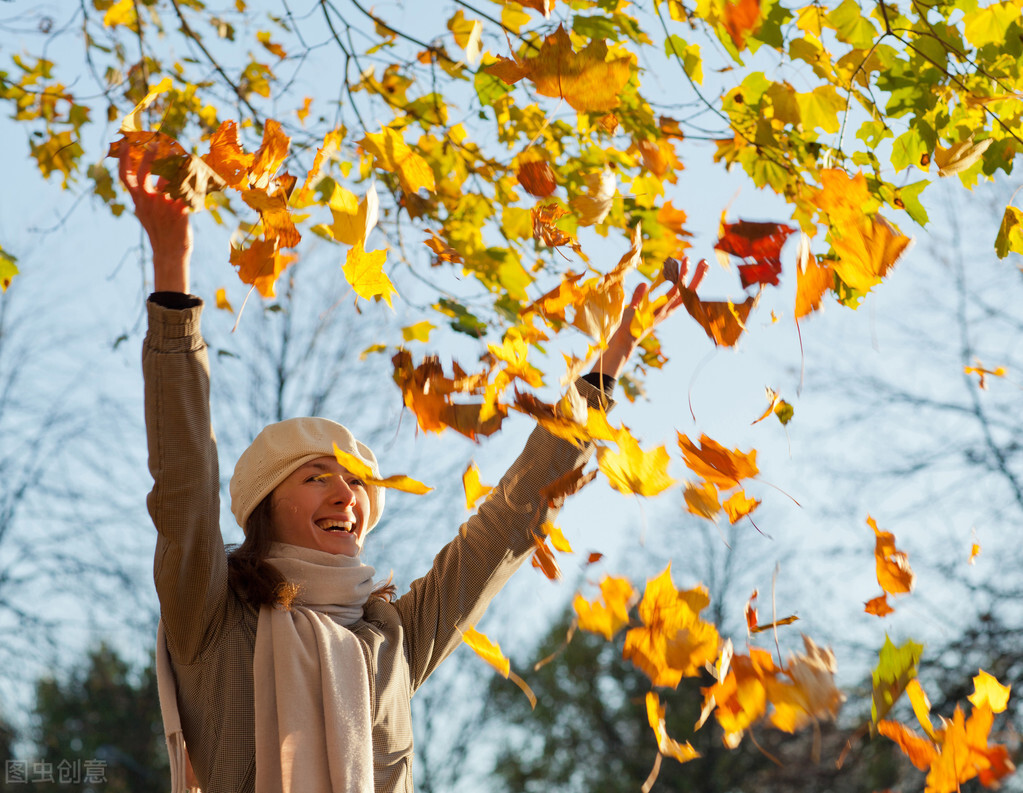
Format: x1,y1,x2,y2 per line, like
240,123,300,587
229,417,384,535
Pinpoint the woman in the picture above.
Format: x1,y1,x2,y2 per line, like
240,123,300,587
122,145,684,793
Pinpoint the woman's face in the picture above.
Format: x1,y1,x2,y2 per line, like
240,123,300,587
270,456,371,556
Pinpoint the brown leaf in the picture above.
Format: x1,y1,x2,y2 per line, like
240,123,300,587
678,287,756,347
539,463,598,507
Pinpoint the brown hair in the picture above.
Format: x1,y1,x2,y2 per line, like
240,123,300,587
227,494,396,609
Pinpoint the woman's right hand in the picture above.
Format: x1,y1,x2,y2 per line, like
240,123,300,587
119,142,193,294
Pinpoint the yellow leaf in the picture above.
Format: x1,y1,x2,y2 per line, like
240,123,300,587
334,444,433,494
359,126,436,194
401,321,435,343
215,287,234,313
329,183,379,247
544,522,573,553
104,0,137,29
597,433,675,497
461,627,510,677
722,490,759,523
343,242,397,307
684,481,721,519
646,693,701,764
570,167,616,226
969,670,1010,714
574,575,636,640
462,461,493,509
869,515,915,596
119,77,173,133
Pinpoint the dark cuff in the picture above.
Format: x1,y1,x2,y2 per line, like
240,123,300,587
149,292,203,310
581,371,616,398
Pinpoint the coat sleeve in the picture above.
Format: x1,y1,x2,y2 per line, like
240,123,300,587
143,296,228,665
394,377,612,692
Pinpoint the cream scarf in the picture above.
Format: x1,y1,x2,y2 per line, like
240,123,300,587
157,542,377,793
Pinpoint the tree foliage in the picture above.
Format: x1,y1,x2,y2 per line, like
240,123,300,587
1,0,1021,786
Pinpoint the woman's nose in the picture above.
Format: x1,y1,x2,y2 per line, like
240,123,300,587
331,477,356,505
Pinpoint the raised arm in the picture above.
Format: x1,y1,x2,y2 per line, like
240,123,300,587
123,145,228,664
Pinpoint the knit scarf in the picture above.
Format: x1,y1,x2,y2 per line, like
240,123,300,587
156,542,377,793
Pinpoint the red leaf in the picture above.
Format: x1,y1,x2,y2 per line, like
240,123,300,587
715,220,796,288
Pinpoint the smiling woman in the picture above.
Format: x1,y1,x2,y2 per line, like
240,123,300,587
124,137,686,793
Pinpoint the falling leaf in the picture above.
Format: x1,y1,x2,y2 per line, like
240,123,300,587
721,0,762,49
517,160,558,197
646,693,701,764
702,647,775,747
229,238,295,298
587,552,604,565
329,183,379,247
869,515,915,596
871,635,924,723
715,218,796,288
485,25,632,113
722,490,760,523
531,203,582,255
242,187,300,248
598,432,676,497
684,480,721,519
462,627,510,677
751,387,793,426
570,167,615,226
462,461,493,509
865,594,894,617
968,670,1010,714
678,434,759,489
969,539,981,565
343,242,398,307
332,444,433,494
359,126,436,194
215,287,234,313
574,575,636,640
678,287,756,347
1,246,19,292
767,636,844,733
531,533,561,580
113,130,226,213
624,566,720,687
964,360,1006,390
877,719,938,771
401,321,435,343
543,522,574,553
203,120,255,188
539,464,598,507
119,77,173,133
795,238,834,318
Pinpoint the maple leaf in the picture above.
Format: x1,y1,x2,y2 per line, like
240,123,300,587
767,636,844,733
684,480,721,519
242,187,300,248
721,0,762,49
678,434,758,489
531,533,561,580
722,490,760,523
624,566,719,687
865,594,894,617
229,238,295,298
869,515,915,596
646,693,700,764
462,461,493,509
574,575,636,640
424,229,464,265
343,242,397,307
329,183,379,247
249,119,291,189
539,463,598,507
871,635,924,723
543,522,573,553
203,120,255,189
359,126,436,194
714,219,795,288
462,627,510,677
113,130,226,213
332,445,433,494
702,647,776,748
516,159,558,198
531,203,582,255
968,670,1011,714
795,240,834,319
486,25,632,113
597,432,675,497
877,719,938,771
570,167,615,226
678,287,756,347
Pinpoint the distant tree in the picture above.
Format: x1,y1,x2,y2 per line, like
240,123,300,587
32,643,166,793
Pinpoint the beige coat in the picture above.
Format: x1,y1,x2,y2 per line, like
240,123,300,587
143,298,608,793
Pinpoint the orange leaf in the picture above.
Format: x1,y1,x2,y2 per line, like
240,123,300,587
574,575,636,640
723,490,760,523
531,203,583,255
486,25,632,112
869,516,915,596
684,480,721,519
587,552,604,565
249,119,291,188
229,239,295,298
865,593,894,617
702,648,775,747
203,120,255,189
516,160,558,197
678,287,756,347
462,461,493,510
795,242,834,319
461,627,510,677
531,534,561,580
767,636,844,733
539,463,598,507
343,242,397,307
722,0,762,49
242,188,301,248
877,719,938,771
425,229,464,264
678,434,759,489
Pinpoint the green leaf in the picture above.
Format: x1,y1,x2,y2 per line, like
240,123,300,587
434,298,487,337
827,0,879,48
895,180,929,226
995,206,1023,259
890,128,929,172
664,35,703,85
474,70,510,108
870,635,924,724
794,85,843,133
963,2,1019,48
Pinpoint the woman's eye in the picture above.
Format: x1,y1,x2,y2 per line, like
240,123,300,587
347,478,365,488
308,473,331,483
